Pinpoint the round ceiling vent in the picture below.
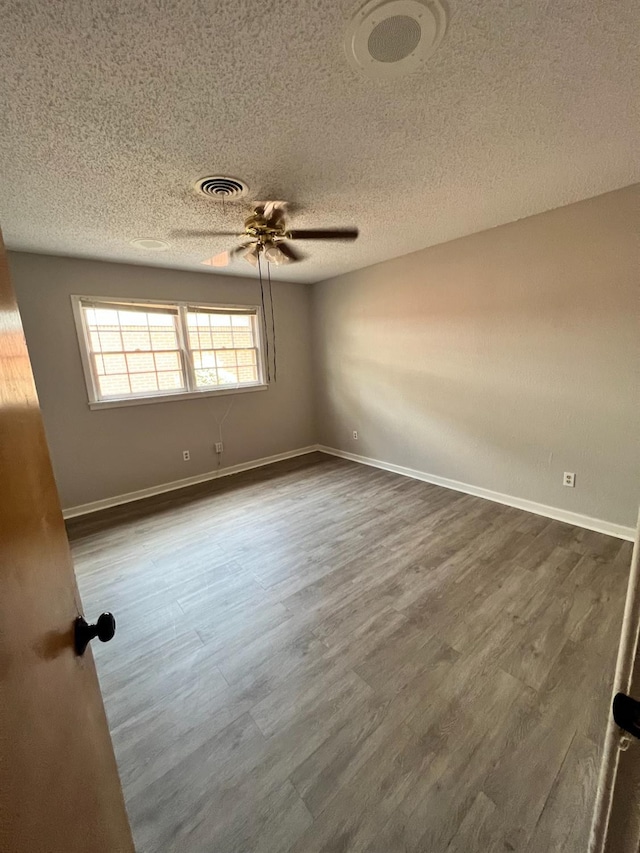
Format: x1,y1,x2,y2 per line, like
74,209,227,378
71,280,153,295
345,0,447,80
195,176,248,201
129,238,171,251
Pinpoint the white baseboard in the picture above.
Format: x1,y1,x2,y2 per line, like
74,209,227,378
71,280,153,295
317,446,635,542
62,445,321,519
63,441,636,542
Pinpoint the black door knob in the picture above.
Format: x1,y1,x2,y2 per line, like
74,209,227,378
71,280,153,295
74,612,116,656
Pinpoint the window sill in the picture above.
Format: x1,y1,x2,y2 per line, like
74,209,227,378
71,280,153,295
88,384,269,410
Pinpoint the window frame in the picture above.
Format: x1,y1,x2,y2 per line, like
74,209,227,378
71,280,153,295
71,295,268,410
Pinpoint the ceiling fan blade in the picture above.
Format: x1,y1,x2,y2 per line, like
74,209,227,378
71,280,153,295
286,228,359,241
232,243,251,255
277,242,303,263
171,229,241,238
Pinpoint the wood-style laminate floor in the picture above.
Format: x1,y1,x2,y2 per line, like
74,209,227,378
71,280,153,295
68,453,632,853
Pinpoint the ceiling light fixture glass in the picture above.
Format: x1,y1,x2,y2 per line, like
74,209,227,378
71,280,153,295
129,238,171,251
243,244,261,267
264,242,292,266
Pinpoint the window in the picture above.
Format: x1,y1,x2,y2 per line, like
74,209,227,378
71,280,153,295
187,308,260,389
72,296,266,408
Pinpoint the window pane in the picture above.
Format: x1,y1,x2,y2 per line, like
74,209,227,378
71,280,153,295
232,330,253,347
130,373,159,393
96,331,123,352
150,329,179,351
218,366,239,384
116,309,172,325
158,372,183,390
126,352,155,373
154,351,179,371
238,365,258,382
121,329,151,350
195,368,218,387
90,331,104,352
185,309,260,389
187,312,209,326
118,309,148,325
212,329,234,348
98,374,131,397
231,315,251,327
194,365,254,387
193,329,212,349
188,313,231,347
236,349,257,366
94,309,119,325
83,303,185,400
216,350,237,368
103,353,127,374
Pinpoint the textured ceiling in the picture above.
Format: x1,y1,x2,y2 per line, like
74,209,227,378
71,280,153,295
1,0,639,283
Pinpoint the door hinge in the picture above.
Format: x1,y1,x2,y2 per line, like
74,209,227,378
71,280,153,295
613,692,640,740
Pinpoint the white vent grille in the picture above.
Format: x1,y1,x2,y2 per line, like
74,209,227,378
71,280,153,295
195,176,248,200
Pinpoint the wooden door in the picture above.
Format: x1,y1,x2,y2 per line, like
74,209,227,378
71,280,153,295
590,510,640,852
0,230,134,852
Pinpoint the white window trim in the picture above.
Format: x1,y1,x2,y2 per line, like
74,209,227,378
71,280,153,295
71,294,269,410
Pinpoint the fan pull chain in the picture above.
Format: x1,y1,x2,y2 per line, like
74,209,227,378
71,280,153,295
267,261,277,382
257,252,271,383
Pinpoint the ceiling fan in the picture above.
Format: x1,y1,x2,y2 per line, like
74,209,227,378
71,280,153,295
173,201,359,267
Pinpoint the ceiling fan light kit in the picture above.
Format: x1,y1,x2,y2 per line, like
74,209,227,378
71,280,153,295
242,244,260,267
344,0,447,80
264,243,292,266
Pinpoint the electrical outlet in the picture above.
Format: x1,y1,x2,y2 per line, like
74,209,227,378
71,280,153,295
563,472,575,487
352,430,358,440
215,442,224,454
182,450,190,461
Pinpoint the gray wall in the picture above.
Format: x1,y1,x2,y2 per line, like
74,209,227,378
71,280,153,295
9,253,316,509
312,186,640,528
10,187,639,525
